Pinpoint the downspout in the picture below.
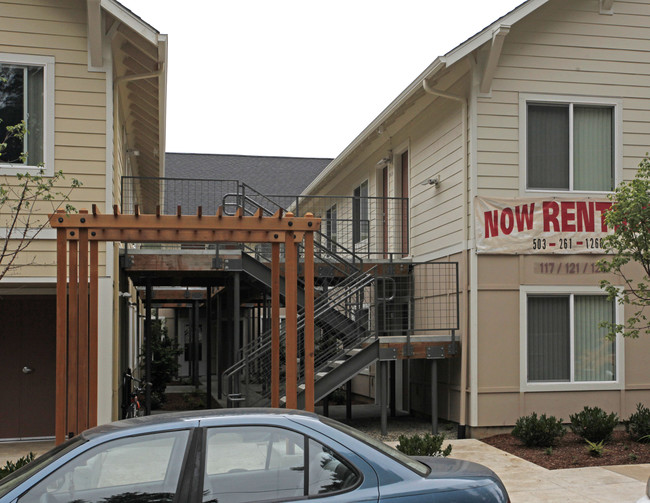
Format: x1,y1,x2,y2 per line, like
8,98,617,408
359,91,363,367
422,77,469,439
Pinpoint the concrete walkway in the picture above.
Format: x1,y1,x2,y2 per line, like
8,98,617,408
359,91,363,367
1,438,648,502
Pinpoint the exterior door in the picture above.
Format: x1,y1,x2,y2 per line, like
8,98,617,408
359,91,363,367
400,151,409,256
0,295,56,439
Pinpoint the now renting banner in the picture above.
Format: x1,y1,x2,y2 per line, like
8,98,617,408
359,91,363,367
475,197,612,254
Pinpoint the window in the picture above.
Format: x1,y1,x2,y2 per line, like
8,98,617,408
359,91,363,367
353,180,369,244
19,430,189,503
526,294,616,385
523,97,618,192
203,426,359,503
0,54,54,174
325,204,337,251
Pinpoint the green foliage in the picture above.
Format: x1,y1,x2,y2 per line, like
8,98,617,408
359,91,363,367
626,403,650,442
544,446,553,456
585,439,605,457
511,412,565,447
569,406,618,443
396,433,452,457
598,156,650,339
182,390,209,409
139,319,182,408
1,116,81,280
0,452,35,480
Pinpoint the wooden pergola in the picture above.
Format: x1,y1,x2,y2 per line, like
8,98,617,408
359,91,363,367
50,205,320,444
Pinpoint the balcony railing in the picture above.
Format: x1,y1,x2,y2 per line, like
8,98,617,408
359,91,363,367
121,177,409,260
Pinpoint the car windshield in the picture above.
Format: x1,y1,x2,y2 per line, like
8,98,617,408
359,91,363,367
0,436,86,497
320,417,430,477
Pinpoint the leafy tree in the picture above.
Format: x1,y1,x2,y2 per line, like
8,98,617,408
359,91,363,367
598,157,650,339
1,114,80,281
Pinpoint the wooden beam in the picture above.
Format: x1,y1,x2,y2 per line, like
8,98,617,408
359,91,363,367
55,226,67,445
50,212,321,232
480,24,510,94
91,229,287,243
271,242,280,408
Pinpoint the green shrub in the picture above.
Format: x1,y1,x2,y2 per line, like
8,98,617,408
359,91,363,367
569,406,618,443
396,433,452,457
0,452,35,480
139,319,182,409
626,403,650,442
511,412,565,447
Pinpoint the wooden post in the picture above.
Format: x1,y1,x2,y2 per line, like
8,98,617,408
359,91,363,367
78,220,89,432
89,240,98,427
55,225,67,445
271,242,280,408
67,236,78,437
304,229,315,412
285,231,298,409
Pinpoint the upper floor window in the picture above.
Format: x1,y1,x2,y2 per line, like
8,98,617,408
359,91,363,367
325,204,337,251
523,96,619,193
0,54,54,175
353,180,369,244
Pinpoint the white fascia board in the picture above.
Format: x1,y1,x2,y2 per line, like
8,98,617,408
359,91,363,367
303,0,549,196
100,0,160,45
158,34,168,178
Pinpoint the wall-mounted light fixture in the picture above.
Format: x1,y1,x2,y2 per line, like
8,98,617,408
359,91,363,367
119,291,131,298
376,150,393,168
126,148,140,156
421,175,441,187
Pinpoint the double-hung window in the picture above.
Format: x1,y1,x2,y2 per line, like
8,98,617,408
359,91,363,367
523,290,620,389
523,96,619,193
325,204,337,251
353,180,369,244
0,54,54,174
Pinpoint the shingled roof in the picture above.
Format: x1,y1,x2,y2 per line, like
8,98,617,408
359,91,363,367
165,153,331,196
160,152,332,214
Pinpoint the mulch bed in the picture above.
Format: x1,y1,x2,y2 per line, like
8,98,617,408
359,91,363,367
483,431,650,470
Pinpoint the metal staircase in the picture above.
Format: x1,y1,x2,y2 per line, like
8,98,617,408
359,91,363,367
220,183,381,407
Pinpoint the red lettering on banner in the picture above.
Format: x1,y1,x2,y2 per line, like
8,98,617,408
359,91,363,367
596,202,612,232
576,202,595,232
561,201,576,232
500,208,514,234
515,204,535,231
543,201,560,232
485,210,499,238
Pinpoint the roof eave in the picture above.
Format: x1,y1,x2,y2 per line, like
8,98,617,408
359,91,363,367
302,0,549,195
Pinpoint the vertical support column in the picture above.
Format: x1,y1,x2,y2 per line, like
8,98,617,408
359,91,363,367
55,225,67,445
144,280,152,415
78,221,89,432
381,361,388,436
193,299,200,387
346,379,352,422
431,359,438,434
304,231,315,412
67,236,78,437
285,232,298,409
89,240,98,427
233,273,240,406
206,287,212,408
271,242,280,408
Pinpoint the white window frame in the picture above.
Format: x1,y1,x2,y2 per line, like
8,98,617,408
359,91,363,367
0,53,55,176
519,285,624,392
519,93,622,197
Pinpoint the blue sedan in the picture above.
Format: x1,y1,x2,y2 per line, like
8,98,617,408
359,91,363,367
0,409,509,502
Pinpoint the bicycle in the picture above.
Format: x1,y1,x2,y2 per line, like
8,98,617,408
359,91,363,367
124,374,148,418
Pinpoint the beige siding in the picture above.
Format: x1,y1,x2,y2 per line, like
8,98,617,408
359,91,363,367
476,0,650,197
0,0,108,278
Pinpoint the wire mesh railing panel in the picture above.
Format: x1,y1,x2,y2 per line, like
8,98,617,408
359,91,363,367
367,262,459,336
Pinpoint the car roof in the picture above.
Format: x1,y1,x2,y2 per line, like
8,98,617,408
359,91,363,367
81,408,320,440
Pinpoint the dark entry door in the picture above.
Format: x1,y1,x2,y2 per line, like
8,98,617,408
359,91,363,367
0,295,56,439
